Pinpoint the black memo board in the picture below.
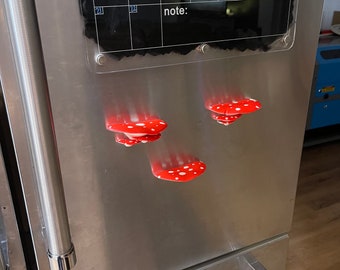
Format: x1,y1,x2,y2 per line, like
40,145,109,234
80,0,295,59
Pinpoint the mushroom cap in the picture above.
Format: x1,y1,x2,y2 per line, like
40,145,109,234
115,133,161,147
106,118,168,135
131,133,161,143
115,133,140,147
151,160,206,182
211,113,242,126
208,99,262,115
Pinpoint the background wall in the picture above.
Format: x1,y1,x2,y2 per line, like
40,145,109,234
321,0,340,30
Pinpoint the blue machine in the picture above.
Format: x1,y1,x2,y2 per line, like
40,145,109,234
306,36,340,130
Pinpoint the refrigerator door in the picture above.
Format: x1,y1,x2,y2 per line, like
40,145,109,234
1,0,323,269
190,235,289,270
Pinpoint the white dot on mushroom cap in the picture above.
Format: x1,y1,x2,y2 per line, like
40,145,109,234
256,106,260,109
179,172,186,176
200,167,205,170
160,121,166,125
158,176,161,179
127,126,133,129
151,128,155,131
135,123,145,126
232,101,238,104
175,177,179,180
168,171,174,174
235,108,241,111
243,104,249,106
194,172,197,174
184,166,189,169
189,168,193,171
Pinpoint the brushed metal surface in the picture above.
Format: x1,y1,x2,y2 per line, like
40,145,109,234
193,235,289,270
0,0,70,269
3,0,324,269
2,0,76,266
48,245,77,270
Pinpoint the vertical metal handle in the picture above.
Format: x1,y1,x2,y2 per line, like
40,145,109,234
2,0,76,269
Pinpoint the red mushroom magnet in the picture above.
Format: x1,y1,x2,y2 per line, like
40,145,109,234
150,154,206,182
210,113,242,126
206,98,262,126
114,133,140,147
106,117,167,146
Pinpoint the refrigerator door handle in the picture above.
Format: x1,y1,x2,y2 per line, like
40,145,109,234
3,0,76,269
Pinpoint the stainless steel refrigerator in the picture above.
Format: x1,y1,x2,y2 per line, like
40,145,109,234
0,0,323,269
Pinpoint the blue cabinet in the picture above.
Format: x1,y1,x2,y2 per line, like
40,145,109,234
306,37,340,130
